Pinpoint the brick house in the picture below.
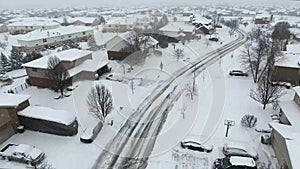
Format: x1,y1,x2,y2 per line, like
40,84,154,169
0,94,30,144
269,87,300,169
22,49,109,89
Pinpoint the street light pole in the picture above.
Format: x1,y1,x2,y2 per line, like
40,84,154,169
183,59,196,92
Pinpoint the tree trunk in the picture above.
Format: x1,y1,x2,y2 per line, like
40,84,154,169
263,103,266,110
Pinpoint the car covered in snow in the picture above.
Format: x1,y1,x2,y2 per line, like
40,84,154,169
229,70,248,77
213,156,257,169
0,74,12,82
222,143,259,160
270,81,292,89
0,143,45,166
106,73,123,82
180,141,213,153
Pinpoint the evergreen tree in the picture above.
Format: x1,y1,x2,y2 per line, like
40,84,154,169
10,48,23,70
0,52,11,73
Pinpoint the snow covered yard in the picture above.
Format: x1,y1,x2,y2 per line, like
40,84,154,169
146,43,282,168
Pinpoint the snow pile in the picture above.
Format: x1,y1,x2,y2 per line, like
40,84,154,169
18,106,76,125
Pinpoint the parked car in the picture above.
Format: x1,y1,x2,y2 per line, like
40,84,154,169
209,37,219,42
0,74,12,82
271,81,292,89
106,73,123,82
180,141,213,153
0,143,45,166
213,156,257,169
222,143,259,160
229,70,248,77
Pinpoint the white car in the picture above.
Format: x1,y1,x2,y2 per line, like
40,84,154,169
0,143,45,166
106,73,123,82
222,143,259,160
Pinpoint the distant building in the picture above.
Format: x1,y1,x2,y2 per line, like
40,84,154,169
254,14,273,24
7,21,60,35
22,49,109,88
269,86,300,169
0,24,8,33
103,16,136,33
73,17,101,26
14,25,94,52
0,94,30,144
159,22,195,41
273,47,300,85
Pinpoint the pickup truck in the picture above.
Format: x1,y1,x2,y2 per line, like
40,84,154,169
0,143,45,166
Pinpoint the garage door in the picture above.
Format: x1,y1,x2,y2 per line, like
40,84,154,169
0,125,14,144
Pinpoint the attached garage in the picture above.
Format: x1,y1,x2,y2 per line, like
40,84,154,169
0,123,15,144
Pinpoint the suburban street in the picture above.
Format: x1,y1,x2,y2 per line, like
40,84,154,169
92,29,248,169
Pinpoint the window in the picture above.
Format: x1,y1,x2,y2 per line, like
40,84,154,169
32,68,37,72
43,39,47,43
82,32,86,35
68,35,72,38
61,36,64,39
25,26,28,29
30,26,33,29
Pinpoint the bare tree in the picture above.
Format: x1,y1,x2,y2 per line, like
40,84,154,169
174,48,184,62
87,36,100,51
205,39,211,47
46,56,69,98
185,84,197,100
250,73,285,109
87,85,113,123
241,27,281,83
241,115,258,128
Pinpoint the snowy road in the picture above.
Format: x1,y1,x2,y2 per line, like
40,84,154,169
92,29,248,169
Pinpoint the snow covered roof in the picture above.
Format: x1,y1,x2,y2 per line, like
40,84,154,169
294,86,300,98
18,106,76,125
193,16,212,25
106,16,136,25
275,53,300,69
7,21,60,27
16,25,93,42
0,94,30,108
286,44,300,54
269,122,300,169
159,22,195,33
279,100,300,129
22,49,93,69
68,49,109,77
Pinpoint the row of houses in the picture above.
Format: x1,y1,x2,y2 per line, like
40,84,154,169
4,17,103,34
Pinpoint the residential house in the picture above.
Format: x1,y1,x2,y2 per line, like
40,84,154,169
106,31,158,60
0,24,8,33
269,87,300,169
0,94,30,144
254,14,273,24
273,46,300,85
14,25,94,52
7,21,60,35
103,16,136,33
22,49,109,88
159,22,195,42
71,17,102,26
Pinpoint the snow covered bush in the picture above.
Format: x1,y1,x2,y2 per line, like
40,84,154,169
241,115,257,128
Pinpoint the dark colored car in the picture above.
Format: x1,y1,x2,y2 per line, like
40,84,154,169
229,70,248,77
213,156,257,169
180,141,213,153
209,37,219,42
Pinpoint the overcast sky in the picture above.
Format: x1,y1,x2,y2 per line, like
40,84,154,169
0,0,299,9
